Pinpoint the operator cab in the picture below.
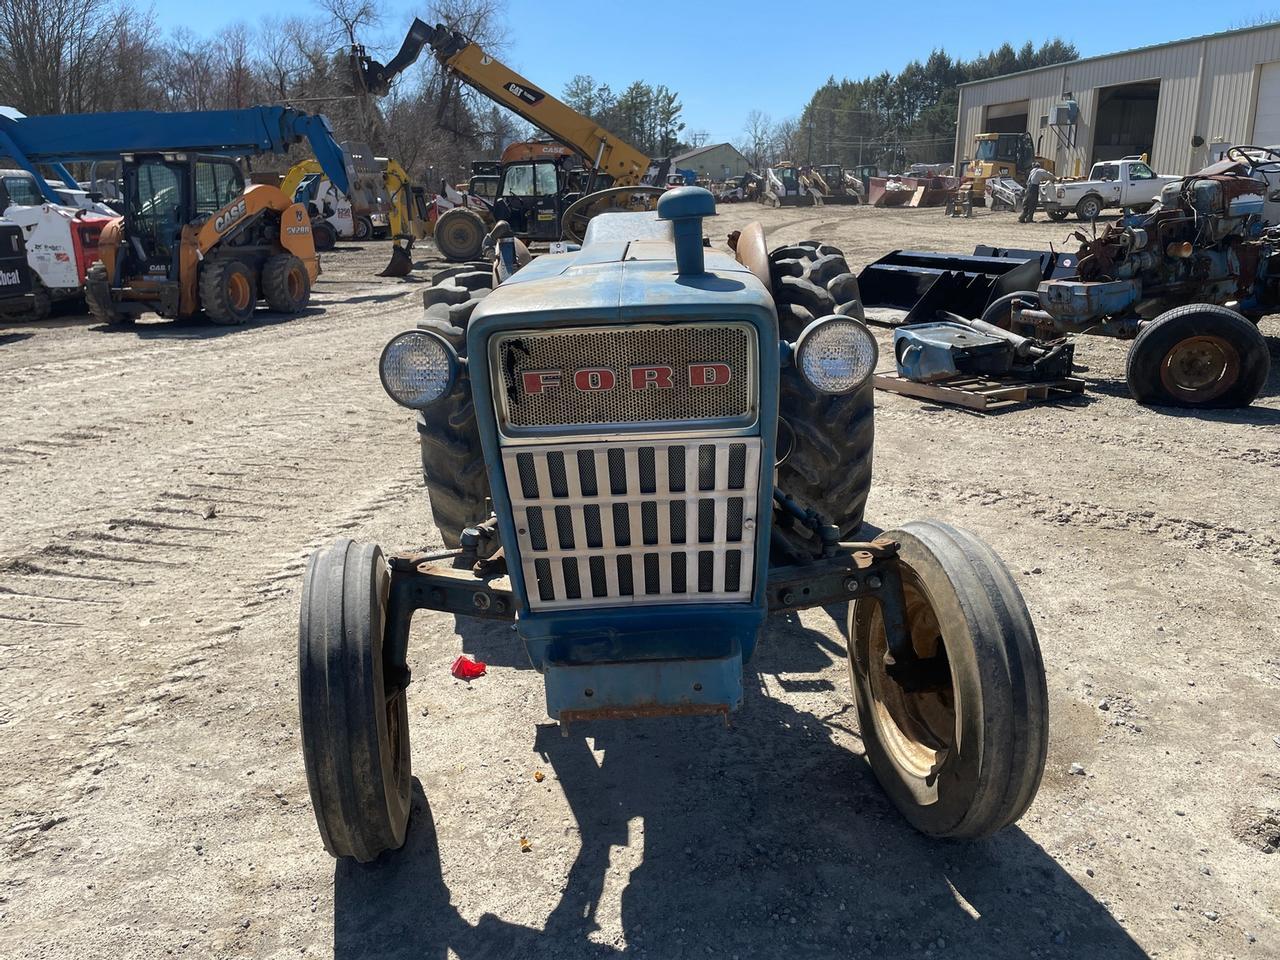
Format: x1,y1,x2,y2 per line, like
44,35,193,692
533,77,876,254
120,153,244,280
0,170,46,209
973,133,1034,169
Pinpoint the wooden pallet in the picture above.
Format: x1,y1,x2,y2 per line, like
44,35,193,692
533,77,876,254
872,372,1086,411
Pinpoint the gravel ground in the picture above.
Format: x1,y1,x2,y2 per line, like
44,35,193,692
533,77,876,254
0,203,1277,960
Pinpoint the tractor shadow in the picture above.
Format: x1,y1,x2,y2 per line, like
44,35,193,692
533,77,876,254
333,615,1148,960
454,613,533,670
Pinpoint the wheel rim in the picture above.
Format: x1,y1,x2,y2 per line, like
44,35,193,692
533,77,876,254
1083,201,1098,219
287,266,305,301
864,571,957,780
446,220,479,252
386,688,405,785
1159,334,1240,402
227,272,251,310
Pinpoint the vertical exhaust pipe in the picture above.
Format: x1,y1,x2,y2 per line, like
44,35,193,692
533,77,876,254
657,186,716,276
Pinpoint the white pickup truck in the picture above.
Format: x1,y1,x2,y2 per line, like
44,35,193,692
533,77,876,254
1040,157,1180,221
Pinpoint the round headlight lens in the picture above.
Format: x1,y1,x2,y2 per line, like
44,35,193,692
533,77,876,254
794,316,878,395
379,330,458,408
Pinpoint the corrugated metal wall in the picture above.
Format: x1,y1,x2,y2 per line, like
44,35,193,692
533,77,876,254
956,25,1280,175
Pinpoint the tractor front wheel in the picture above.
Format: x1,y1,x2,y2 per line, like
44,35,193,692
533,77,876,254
848,521,1048,839
299,539,412,862
200,259,257,325
1125,304,1269,408
262,254,311,313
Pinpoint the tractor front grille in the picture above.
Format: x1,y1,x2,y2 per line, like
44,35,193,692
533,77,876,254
503,438,761,611
490,322,756,435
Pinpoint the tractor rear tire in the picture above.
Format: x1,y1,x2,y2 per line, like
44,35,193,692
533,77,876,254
84,262,131,325
1125,303,1269,408
200,259,257,325
262,254,311,313
299,539,411,862
848,521,1048,838
434,208,487,262
768,239,874,558
416,275,493,545
312,221,338,252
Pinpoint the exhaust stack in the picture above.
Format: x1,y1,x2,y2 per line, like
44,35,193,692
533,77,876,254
658,186,715,276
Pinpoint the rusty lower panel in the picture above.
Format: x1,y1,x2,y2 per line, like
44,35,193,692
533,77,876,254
559,702,730,726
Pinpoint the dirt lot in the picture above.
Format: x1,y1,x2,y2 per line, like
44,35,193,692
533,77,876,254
1,204,1277,960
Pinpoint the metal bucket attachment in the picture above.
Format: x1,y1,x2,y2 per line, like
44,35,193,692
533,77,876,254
378,238,415,278
856,250,1046,325
973,245,1079,280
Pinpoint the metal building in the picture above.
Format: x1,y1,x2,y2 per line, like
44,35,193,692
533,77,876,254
955,23,1280,177
671,143,749,180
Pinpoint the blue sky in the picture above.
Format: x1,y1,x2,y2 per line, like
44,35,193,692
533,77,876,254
152,2,1268,144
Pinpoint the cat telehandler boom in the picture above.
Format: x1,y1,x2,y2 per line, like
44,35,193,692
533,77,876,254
357,19,668,261
0,106,352,325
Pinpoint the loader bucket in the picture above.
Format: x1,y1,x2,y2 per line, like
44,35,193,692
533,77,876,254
972,245,1080,280
379,238,415,278
855,249,1045,324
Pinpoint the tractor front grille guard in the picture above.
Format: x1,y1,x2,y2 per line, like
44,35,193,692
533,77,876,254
502,438,762,610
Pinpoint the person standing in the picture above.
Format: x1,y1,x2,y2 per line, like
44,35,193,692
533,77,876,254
1020,162,1053,223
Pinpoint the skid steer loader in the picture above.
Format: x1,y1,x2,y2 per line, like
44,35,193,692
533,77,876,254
85,153,319,325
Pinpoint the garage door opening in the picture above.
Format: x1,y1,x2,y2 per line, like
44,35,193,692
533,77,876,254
1092,80,1160,163
984,100,1029,135
1252,61,1280,146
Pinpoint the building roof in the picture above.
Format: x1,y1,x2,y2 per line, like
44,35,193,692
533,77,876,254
959,21,1280,87
672,142,743,164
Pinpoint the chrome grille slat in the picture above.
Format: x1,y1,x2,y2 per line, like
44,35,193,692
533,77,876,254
505,438,760,611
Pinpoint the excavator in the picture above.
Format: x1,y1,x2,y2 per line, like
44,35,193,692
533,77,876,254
357,19,669,262
0,106,353,325
281,150,433,275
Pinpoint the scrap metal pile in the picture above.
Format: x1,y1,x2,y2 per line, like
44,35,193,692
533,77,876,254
866,154,1276,409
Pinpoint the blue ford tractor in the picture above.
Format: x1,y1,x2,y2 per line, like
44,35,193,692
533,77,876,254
298,188,1049,862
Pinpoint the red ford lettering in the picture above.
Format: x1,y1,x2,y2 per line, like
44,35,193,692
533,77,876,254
630,365,674,390
574,368,616,391
688,363,731,387
522,370,562,394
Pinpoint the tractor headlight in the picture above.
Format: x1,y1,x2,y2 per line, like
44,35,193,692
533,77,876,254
793,315,878,395
379,330,459,408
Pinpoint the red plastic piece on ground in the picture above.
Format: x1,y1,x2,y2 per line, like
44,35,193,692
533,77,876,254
451,655,487,680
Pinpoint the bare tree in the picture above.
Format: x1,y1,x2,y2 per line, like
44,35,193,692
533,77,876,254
320,0,379,46
257,17,307,102
737,110,773,170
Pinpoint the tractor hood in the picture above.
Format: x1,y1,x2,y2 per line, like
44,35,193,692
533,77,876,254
474,210,776,324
